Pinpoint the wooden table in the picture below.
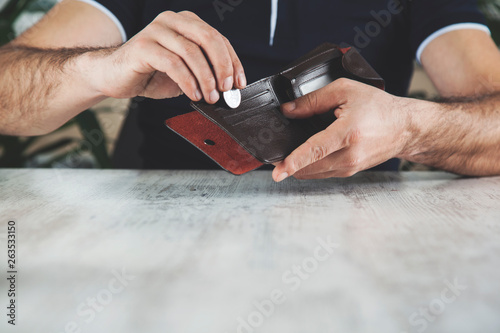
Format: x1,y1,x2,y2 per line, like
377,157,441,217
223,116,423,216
1,169,500,333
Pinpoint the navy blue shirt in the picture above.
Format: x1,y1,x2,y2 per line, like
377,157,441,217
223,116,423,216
92,0,487,170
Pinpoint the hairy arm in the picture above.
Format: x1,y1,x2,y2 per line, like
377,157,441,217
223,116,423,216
0,0,246,136
0,0,122,135
0,45,109,135
271,29,500,181
405,29,500,175
403,92,500,176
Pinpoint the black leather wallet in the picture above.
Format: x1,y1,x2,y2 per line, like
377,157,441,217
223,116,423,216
166,43,384,175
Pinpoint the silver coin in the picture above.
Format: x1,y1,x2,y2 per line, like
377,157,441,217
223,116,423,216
223,89,241,109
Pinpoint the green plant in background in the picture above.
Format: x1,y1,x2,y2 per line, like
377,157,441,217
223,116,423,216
480,0,500,44
0,0,112,168
0,0,34,45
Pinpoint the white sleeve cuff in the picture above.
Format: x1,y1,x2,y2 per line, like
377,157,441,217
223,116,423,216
416,23,490,64
70,0,127,43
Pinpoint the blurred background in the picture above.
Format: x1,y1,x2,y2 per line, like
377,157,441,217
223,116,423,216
0,0,499,170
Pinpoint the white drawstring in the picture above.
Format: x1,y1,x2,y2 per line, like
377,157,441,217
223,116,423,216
270,0,278,46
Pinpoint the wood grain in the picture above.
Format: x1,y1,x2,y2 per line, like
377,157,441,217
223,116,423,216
0,169,499,333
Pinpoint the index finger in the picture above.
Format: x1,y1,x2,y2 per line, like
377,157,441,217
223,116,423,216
221,35,246,89
272,120,349,182
176,11,245,91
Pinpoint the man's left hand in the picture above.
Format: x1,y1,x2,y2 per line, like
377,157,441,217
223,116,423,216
272,78,411,182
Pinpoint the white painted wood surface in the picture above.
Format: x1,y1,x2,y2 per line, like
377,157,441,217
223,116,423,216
1,169,500,333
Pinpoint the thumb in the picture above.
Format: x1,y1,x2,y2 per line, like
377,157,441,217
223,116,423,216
281,78,351,119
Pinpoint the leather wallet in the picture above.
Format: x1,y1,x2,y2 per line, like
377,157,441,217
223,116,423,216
166,43,384,175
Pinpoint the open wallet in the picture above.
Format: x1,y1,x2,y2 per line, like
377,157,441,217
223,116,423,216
165,43,385,175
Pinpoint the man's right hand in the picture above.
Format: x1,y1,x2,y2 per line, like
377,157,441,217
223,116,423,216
0,1,248,135
89,11,247,102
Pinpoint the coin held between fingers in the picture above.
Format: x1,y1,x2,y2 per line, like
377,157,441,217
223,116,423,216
223,89,241,109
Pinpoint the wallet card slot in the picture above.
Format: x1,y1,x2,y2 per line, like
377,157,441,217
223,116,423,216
223,90,273,119
225,100,276,126
229,102,281,127
241,90,271,104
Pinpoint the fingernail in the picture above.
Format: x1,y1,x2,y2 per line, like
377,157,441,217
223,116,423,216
282,102,296,113
238,73,247,88
276,172,289,182
209,90,220,103
223,77,233,91
194,89,202,101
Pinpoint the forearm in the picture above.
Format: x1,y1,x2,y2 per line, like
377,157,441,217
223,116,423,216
0,44,110,136
401,94,500,176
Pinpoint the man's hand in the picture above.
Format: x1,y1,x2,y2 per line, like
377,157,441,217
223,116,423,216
87,11,246,102
272,79,410,182
0,2,248,136
271,29,500,182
